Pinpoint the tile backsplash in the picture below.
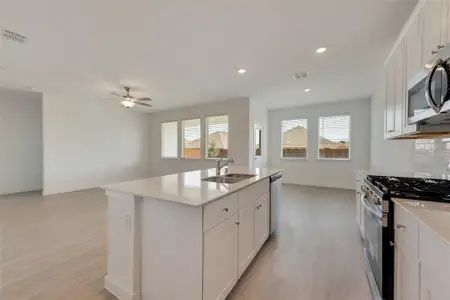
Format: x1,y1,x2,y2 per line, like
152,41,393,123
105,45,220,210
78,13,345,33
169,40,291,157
414,138,450,179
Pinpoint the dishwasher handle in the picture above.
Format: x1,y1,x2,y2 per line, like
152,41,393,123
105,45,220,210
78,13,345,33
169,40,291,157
270,173,282,182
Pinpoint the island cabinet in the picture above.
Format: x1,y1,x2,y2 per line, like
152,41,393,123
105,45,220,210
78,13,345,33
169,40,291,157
104,176,273,300
393,201,450,300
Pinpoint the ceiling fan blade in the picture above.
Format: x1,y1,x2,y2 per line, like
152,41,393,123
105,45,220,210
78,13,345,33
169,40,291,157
137,97,152,102
111,92,124,99
135,101,152,107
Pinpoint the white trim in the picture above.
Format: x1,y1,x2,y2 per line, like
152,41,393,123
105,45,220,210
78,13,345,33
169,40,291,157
280,157,308,160
105,276,140,300
316,158,351,161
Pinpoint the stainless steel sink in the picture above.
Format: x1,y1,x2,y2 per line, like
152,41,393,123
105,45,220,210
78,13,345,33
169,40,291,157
201,176,245,184
224,173,257,179
201,173,256,184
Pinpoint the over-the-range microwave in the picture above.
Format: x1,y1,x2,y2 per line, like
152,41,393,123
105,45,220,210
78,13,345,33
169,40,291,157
401,43,450,139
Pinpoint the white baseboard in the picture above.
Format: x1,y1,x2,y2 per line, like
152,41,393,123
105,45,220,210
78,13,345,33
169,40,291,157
104,276,140,300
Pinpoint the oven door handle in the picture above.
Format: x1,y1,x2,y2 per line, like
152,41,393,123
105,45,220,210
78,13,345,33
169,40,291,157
425,58,445,113
362,195,382,221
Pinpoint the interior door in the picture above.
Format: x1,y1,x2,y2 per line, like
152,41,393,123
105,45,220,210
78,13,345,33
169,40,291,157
238,203,255,277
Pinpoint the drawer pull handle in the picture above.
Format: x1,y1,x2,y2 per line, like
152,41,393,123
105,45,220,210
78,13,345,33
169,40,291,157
256,205,262,209
222,208,229,212
432,50,439,55
235,222,240,226
397,224,406,229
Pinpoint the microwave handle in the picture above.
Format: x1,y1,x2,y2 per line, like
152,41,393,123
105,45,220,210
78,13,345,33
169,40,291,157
425,58,445,113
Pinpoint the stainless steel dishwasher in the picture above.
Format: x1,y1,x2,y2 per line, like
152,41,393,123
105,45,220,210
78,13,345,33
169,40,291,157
270,173,282,235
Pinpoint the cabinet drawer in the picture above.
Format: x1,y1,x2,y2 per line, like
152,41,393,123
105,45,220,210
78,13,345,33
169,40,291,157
238,178,270,209
395,203,419,259
204,193,238,232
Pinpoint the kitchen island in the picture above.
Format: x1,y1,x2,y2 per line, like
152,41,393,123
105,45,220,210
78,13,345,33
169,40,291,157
102,167,282,300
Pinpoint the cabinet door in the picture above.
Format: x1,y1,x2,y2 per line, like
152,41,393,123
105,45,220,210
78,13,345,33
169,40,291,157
394,243,419,300
356,192,361,227
421,0,443,64
254,194,269,251
393,43,405,135
446,0,450,45
385,59,396,137
405,16,422,82
203,214,238,300
238,203,255,277
420,264,448,300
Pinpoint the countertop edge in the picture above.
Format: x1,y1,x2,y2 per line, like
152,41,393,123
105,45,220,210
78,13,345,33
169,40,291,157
392,198,450,246
103,169,282,207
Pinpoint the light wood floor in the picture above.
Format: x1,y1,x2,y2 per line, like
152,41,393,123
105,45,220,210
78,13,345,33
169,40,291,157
0,185,371,300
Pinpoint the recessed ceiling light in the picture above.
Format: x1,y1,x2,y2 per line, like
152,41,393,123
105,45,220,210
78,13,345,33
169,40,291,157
316,47,327,54
304,88,312,92
238,69,247,74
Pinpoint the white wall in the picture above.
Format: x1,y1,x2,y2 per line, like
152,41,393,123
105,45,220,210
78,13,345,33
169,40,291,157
147,98,251,177
0,88,43,195
370,82,415,173
42,92,152,195
268,98,371,190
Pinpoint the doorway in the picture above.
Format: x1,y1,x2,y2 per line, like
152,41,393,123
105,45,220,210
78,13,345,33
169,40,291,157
254,126,263,168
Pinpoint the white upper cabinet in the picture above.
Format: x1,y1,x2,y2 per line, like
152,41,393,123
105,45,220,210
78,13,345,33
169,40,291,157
421,0,445,64
446,0,450,44
385,57,396,137
405,16,422,82
383,0,450,139
384,42,405,139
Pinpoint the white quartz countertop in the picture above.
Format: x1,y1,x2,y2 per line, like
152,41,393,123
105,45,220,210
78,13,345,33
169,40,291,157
102,167,282,207
393,198,450,245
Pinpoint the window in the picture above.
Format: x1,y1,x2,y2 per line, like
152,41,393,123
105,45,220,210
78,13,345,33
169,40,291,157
182,119,201,158
281,119,308,158
206,115,229,158
161,121,178,158
318,115,351,159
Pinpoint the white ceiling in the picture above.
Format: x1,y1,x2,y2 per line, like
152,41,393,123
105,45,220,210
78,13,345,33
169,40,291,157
0,0,416,111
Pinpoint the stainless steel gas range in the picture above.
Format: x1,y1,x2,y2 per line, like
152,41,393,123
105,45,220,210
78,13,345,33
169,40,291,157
361,175,450,300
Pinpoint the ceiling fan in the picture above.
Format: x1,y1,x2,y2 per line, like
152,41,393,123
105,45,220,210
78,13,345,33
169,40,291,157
111,87,152,108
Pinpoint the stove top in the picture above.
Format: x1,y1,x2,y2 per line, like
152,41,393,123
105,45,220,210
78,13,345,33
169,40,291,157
366,175,450,202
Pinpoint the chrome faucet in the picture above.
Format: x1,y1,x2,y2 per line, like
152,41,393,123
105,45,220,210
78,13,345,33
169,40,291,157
216,156,235,175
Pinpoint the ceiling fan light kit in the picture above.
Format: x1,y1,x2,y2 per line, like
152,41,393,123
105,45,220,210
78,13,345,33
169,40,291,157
111,86,152,108
121,99,135,108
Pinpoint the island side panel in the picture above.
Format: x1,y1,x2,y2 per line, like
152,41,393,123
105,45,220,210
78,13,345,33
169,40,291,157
141,197,203,300
104,190,142,300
